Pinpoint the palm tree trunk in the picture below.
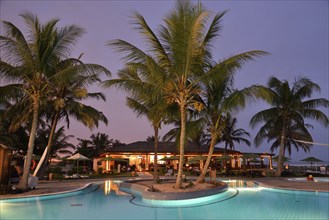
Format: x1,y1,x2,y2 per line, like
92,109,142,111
275,126,286,177
33,110,60,179
153,125,159,182
175,102,187,189
196,135,216,183
17,95,39,190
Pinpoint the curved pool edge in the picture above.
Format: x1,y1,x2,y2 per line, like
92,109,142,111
0,181,100,203
119,180,229,201
255,179,329,193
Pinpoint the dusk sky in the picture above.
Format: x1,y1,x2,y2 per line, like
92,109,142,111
1,0,328,164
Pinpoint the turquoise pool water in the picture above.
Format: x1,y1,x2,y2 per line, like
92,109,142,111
1,180,328,220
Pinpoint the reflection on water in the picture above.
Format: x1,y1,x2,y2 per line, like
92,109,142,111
104,180,127,196
223,179,259,188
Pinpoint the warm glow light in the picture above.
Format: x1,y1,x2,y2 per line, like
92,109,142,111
104,180,111,195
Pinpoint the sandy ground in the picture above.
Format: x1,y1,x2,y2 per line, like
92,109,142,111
0,176,328,199
136,179,224,192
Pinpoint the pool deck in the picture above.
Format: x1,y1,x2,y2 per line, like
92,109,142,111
0,176,328,200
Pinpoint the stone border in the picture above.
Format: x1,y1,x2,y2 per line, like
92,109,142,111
119,180,229,200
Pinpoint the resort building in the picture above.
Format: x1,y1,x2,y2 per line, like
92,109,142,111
93,141,274,173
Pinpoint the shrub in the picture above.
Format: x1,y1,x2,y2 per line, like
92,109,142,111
281,171,296,177
0,184,11,195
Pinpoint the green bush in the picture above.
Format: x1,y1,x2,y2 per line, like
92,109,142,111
50,166,63,174
0,184,11,195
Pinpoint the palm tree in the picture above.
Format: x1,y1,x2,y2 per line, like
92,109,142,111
90,132,111,156
34,73,109,178
0,13,110,190
196,68,265,183
0,13,84,190
106,0,267,188
221,115,251,151
146,136,155,142
0,103,29,150
76,138,93,158
105,64,169,182
34,126,75,159
250,76,329,176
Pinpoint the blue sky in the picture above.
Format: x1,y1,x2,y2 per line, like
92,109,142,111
1,0,328,164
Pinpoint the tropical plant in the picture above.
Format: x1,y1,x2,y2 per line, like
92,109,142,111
76,138,93,158
34,79,109,178
0,13,109,190
196,67,266,183
221,115,251,151
104,64,169,182
146,136,155,143
250,76,329,176
34,126,75,159
0,104,29,150
90,132,111,156
105,0,267,188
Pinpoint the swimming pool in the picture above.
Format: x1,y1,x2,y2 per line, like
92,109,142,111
1,179,328,220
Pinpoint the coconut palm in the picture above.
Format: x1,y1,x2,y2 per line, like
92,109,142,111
106,0,268,188
221,115,251,151
76,138,93,158
34,126,75,159
250,76,329,176
34,74,109,178
0,13,81,190
90,132,111,156
105,63,169,182
0,13,109,190
254,118,313,157
196,68,265,183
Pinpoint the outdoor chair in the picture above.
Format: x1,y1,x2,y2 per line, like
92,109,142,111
165,169,173,176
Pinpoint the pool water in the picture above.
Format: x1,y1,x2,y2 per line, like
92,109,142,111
1,180,328,220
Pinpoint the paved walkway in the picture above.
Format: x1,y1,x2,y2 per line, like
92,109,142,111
136,172,154,178
0,176,328,199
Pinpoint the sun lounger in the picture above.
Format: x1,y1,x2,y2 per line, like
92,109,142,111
28,175,38,189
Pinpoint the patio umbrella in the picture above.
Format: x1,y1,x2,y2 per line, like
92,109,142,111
188,155,207,163
216,154,233,162
272,156,291,163
67,153,91,174
160,155,180,161
241,153,259,171
300,156,323,172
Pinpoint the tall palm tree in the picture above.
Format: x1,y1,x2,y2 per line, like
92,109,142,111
106,0,267,188
105,62,169,182
0,13,109,190
250,76,329,176
34,73,109,178
196,68,265,183
0,13,82,190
